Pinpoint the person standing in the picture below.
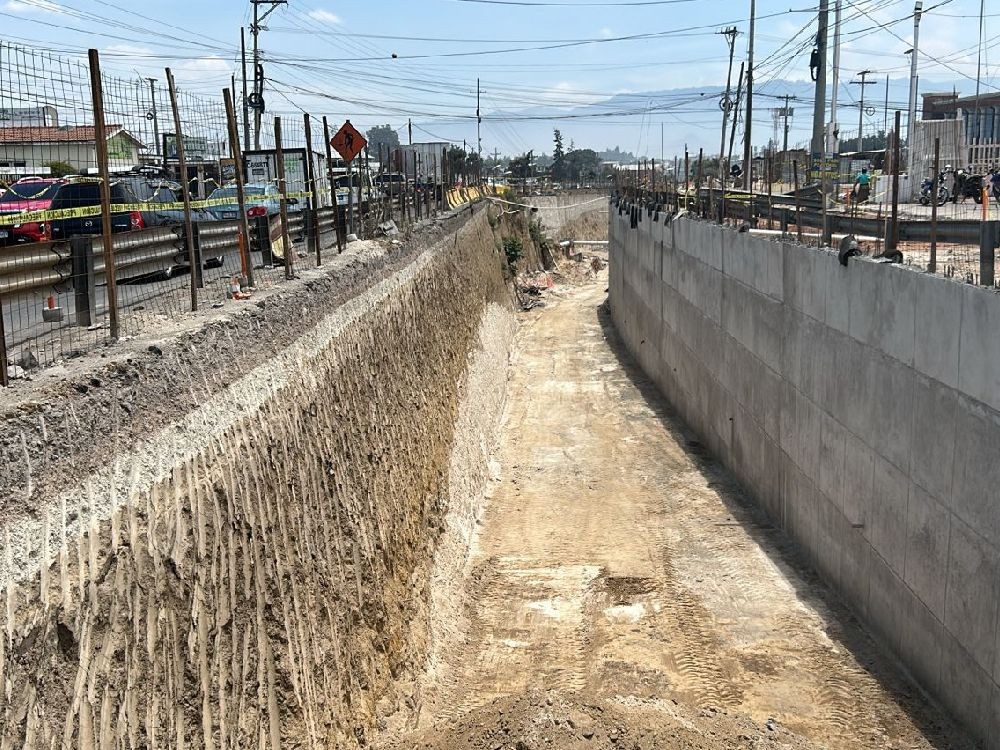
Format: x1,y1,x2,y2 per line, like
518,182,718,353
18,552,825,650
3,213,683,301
853,167,871,203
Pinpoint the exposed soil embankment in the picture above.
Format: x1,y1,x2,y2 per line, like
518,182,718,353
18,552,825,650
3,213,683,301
0,206,520,748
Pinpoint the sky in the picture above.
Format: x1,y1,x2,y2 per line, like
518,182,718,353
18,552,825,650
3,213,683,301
0,0,998,158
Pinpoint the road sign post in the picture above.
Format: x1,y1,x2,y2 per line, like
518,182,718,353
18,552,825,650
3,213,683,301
330,120,367,240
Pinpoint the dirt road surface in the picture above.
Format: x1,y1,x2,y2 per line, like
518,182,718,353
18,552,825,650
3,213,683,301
388,263,972,750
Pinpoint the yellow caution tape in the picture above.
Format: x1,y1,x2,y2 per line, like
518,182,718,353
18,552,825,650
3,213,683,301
2,192,314,225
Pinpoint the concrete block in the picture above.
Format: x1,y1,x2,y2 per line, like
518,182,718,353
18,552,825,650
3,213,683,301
822,330,864,422
783,243,827,321
763,238,784,301
848,263,918,366
823,251,853,335
840,432,873,527
782,462,818,554
866,547,906,652
838,525,872,621
700,221,724,270
817,411,847,504
913,276,963,389
722,228,765,291
944,517,1000,677
908,373,958,503
865,352,915,474
753,359,782,442
813,493,846,588
990,683,1000,750
951,398,1000,547
660,281,679,331
939,632,996,747
781,312,834,408
756,435,785,521
958,283,1000,413
751,294,784,373
780,385,821,479
721,274,749,345
867,454,909,574
897,585,946,697
903,484,951,620
661,239,678,289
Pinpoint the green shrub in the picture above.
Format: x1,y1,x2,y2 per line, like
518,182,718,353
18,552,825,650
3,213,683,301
502,236,523,269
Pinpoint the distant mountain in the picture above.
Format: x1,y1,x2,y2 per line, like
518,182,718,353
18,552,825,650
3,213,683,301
412,76,996,162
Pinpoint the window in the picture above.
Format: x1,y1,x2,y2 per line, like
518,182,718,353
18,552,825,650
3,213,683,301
1,181,62,201
51,183,101,208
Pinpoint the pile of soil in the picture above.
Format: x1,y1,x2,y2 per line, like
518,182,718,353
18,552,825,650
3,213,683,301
386,691,821,750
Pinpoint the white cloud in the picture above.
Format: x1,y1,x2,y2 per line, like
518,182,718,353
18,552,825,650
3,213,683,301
3,0,64,12
307,9,341,24
599,27,614,39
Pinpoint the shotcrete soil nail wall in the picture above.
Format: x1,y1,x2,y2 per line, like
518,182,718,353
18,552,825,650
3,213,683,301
0,205,517,748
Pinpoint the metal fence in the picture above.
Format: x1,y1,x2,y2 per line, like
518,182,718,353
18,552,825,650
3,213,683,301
0,41,490,383
619,122,1000,291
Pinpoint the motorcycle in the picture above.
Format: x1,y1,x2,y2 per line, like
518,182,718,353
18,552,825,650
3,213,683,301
919,174,950,206
952,169,985,204
989,170,1000,204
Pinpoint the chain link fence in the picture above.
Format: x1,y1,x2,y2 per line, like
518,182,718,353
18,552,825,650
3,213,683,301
0,41,491,383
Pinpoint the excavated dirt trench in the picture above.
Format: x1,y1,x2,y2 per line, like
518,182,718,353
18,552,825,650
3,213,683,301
0,201,975,750
382,224,974,749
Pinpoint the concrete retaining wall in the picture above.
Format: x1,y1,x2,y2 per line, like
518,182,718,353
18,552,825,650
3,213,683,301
525,191,607,235
609,209,1000,747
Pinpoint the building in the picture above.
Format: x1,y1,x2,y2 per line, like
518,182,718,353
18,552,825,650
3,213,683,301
922,91,1000,169
0,124,144,177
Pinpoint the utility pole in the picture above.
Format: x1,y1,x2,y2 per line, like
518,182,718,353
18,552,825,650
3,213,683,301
779,95,796,154
811,0,829,157
742,0,756,191
146,77,160,158
250,0,287,150
477,78,482,162
408,118,413,145
241,27,250,151
973,0,986,155
828,0,842,152
718,27,739,176
906,1,923,150
851,70,875,153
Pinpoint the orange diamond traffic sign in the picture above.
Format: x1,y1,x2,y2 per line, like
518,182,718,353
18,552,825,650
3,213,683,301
331,120,367,162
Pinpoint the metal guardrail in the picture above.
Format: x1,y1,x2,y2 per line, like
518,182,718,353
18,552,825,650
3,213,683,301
690,188,984,245
0,220,243,300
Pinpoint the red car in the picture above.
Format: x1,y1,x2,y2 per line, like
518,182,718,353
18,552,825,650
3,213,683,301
0,177,67,244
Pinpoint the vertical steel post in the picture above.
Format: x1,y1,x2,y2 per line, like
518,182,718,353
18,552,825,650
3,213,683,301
165,68,200,306
323,117,345,253
980,221,997,287
223,88,254,287
303,113,321,265
793,160,803,242
274,116,293,279
889,110,901,251
87,49,120,340
930,137,939,273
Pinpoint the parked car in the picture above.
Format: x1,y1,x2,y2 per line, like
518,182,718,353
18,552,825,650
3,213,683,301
374,172,406,188
333,173,377,209
205,183,300,220
42,177,215,242
0,177,67,245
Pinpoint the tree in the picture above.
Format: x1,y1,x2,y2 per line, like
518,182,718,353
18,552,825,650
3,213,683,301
552,129,565,180
44,160,75,177
466,151,483,180
446,146,467,182
509,154,532,179
365,124,400,160
564,148,601,182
